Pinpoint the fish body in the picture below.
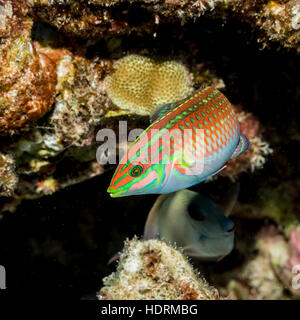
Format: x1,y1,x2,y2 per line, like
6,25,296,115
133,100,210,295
144,189,235,260
108,87,249,197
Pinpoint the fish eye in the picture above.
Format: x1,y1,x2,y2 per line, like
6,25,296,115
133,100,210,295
187,202,205,221
129,164,143,177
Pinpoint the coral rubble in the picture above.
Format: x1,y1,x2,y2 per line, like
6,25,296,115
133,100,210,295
98,237,219,300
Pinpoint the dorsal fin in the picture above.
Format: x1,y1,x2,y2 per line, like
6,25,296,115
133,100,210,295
150,102,176,123
231,134,250,159
149,93,194,123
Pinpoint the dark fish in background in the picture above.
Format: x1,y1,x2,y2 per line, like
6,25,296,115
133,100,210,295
144,189,236,261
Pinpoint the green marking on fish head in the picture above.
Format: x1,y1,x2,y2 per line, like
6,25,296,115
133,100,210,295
107,129,172,197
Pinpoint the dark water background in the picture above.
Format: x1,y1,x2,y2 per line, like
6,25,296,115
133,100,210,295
0,16,299,300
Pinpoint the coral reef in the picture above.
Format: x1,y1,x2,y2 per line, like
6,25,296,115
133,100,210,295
219,0,300,50
0,42,222,210
0,0,57,134
28,0,213,39
105,54,192,115
98,237,219,300
222,225,300,300
27,0,300,50
0,153,18,197
0,35,110,204
0,0,279,210
50,53,111,146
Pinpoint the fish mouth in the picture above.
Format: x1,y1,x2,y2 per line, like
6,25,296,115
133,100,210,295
107,186,125,198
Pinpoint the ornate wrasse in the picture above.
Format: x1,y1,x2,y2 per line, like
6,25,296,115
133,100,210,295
107,87,249,197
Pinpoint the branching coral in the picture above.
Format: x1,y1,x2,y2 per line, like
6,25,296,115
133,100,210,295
98,237,219,300
0,0,57,134
105,54,192,115
0,153,18,197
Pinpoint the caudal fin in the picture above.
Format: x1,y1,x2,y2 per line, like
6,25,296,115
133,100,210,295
231,134,250,159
